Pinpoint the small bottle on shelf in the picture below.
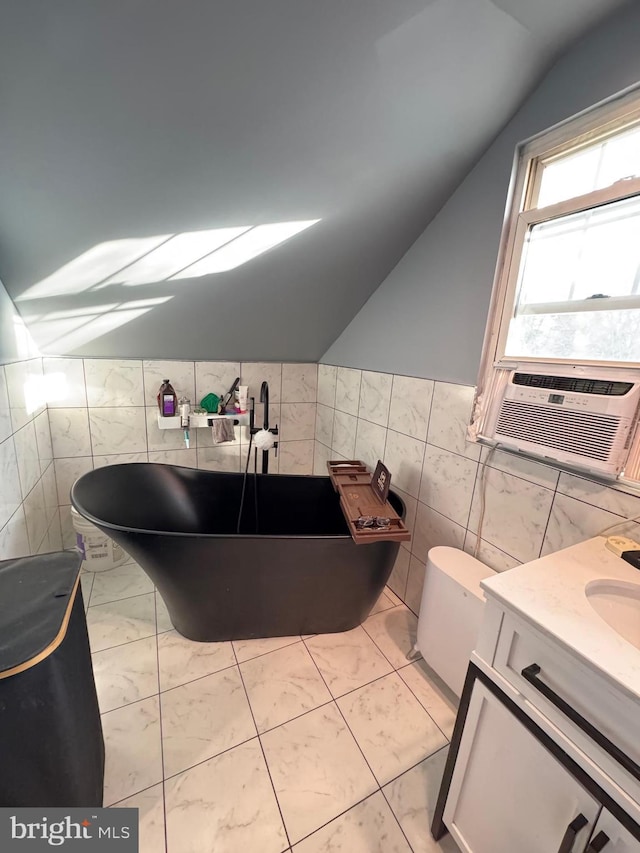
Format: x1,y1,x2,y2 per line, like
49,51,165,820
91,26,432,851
157,380,177,416
178,396,191,427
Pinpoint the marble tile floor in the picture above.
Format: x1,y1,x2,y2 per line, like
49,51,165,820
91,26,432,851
82,561,461,853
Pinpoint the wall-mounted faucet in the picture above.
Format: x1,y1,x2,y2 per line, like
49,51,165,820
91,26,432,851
260,381,270,430
249,381,279,473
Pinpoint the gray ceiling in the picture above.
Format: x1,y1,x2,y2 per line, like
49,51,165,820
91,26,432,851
0,0,628,360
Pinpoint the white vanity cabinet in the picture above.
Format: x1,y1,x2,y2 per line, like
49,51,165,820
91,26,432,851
443,680,600,853
431,537,640,852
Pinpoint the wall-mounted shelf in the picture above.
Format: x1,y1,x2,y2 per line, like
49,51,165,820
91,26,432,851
157,412,249,430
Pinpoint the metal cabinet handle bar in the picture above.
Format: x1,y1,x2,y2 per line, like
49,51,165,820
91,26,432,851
557,814,588,853
521,664,640,783
586,831,610,852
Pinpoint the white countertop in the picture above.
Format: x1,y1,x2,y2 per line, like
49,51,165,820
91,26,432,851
481,537,640,703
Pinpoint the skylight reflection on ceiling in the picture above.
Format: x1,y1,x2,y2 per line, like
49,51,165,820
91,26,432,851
171,220,320,278
29,297,172,352
102,226,252,286
18,220,320,301
19,235,172,300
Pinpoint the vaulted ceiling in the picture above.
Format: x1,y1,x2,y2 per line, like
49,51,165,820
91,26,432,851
0,0,628,360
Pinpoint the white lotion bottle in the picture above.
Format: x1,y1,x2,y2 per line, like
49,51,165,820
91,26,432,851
237,385,249,413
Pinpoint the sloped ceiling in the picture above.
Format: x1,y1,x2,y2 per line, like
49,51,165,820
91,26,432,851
0,0,627,361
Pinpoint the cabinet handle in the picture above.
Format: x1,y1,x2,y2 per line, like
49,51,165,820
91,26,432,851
557,814,588,853
586,832,610,852
521,664,640,783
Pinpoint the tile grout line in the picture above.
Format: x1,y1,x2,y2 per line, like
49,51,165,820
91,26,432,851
461,447,482,535
234,620,428,846
234,636,303,666
81,358,95,468
297,640,455,850
109,777,168,809
465,451,484,542
254,696,336,738
296,636,388,840
238,640,419,736
88,585,155,610
90,629,158,656
314,618,451,745
82,570,95,610
231,642,293,851
383,741,450,791
160,656,244,697
550,486,640,521
158,733,260,788
93,602,409,713
463,524,523,565
97,688,160,718
88,588,154,609
300,634,384,785
394,666,455,745
378,787,417,853
378,742,452,853
153,590,170,853
359,613,414,673
97,590,446,848
289,789,400,850
537,489,557,560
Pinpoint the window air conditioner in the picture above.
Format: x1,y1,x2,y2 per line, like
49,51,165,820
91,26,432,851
481,369,640,478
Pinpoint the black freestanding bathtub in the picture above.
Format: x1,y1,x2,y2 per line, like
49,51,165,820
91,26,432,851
71,464,404,642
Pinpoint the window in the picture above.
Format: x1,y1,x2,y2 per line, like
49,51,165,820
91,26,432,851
473,85,640,483
505,194,640,363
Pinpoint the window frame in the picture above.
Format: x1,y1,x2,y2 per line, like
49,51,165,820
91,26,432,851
478,84,640,384
473,83,640,485
495,180,640,367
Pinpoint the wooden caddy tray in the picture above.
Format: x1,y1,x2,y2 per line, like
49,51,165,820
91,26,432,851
327,460,411,545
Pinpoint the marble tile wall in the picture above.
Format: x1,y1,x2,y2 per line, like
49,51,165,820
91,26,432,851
7,353,639,578
43,358,318,548
315,364,640,614
0,357,62,559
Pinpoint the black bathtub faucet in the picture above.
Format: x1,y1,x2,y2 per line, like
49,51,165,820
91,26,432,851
249,381,279,473
260,381,270,430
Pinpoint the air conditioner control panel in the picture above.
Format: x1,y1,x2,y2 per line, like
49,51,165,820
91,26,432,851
506,384,638,416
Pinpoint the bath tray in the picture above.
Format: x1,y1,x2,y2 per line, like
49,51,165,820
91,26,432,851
327,460,411,545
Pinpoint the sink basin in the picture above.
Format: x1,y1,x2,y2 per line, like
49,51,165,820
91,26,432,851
586,580,640,650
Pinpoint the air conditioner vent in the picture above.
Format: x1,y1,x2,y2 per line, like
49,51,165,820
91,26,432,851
480,368,640,477
513,373,633,396
496,401,619,462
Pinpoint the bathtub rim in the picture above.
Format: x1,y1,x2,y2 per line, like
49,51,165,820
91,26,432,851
70,463,406,542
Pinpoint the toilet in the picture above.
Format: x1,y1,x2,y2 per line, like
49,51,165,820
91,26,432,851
416,546,496,699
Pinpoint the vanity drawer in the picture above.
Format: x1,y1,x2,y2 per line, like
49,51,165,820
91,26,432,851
494,613,640,790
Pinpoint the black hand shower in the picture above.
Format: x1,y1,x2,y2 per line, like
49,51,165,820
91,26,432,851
220,377,240,413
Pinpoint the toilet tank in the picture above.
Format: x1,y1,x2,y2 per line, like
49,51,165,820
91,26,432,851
416,546,496,698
